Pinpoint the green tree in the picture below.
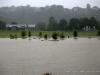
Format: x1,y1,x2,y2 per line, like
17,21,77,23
39,32,42,38
59,19,67,30
73,30,78,37
21,31,26,38
36,22,46,30
28,31,31,38
97,30,100,36
44,34,48,40
79,17,90,29
10,34,14,39
52,32,58,40
48,16,58,31
90,17,99,29
11,22,18,24
15,34,17,39
98,22,100,29
75,24,80,30
10,34,12,39
64,24,69,31
60,33,65,39
0,20,6,30
69,18,80,30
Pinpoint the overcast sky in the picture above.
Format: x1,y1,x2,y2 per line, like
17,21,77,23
0,0,100,8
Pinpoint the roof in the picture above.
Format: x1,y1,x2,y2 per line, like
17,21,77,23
92,6,100,10
6,24,36,27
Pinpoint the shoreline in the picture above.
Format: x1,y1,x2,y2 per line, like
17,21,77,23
0,36,100,39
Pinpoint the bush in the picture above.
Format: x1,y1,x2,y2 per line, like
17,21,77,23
39,32,42,38
15,34,17,39
57,33,59,36
60,33,65,39
12,36,14,39
10,34,14,39
21,31,26,38
10,34,12,38
28,31,31,37
97,30,100,36
44,34,48,40
44,73,52,75
52,32,58,40
73,30,78,37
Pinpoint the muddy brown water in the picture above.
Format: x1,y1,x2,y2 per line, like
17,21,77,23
0,38,100,75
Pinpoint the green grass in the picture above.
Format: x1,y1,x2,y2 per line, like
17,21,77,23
0,30,98,38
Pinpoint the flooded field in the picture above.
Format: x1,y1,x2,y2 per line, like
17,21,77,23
0,38,100,75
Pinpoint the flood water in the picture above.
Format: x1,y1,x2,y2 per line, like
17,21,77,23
0,38,100,75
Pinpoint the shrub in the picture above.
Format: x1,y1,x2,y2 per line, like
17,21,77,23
73,30,78,37
21,31,26,38
44,73,52,75
10,34,14,39
10,34,12,38
12,36,14,39
52,32,58,40
28,31,31,37
15,34,17,39
44,34,48,40
60,33,65,39
97,30,100,36
39,32,42,38
57,33,59,36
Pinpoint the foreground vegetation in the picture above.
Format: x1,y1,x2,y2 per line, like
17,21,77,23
0,30,98,38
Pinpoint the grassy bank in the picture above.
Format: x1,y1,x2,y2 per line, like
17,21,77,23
0,30,98,38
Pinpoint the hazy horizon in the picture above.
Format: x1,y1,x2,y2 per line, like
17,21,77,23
0,0,100,8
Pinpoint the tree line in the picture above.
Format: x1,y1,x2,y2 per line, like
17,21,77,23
36,16,100,31
0,20,6,30
0,16,100,31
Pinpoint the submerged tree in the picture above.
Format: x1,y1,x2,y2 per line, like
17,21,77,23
73,30,78,37
52,32,58,40
21,31,26,38
28,31,31,38
44,34,48,40
15,34,17,39
44,73,52,75
60,33,65,39
97,30,100,36
39,32,42,38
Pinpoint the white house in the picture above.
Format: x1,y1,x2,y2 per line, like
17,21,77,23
6,24,36,30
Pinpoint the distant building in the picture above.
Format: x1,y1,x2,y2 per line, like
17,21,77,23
73,7,84,11
92,6,100,10
6,24,36,30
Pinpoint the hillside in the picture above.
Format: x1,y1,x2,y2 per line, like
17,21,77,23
0,4,100,24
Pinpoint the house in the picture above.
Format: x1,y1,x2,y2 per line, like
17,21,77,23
6,24,36,30
73,7,84,11
92,6,100,10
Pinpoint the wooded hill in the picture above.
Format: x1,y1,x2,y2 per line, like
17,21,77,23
0,4,100,24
